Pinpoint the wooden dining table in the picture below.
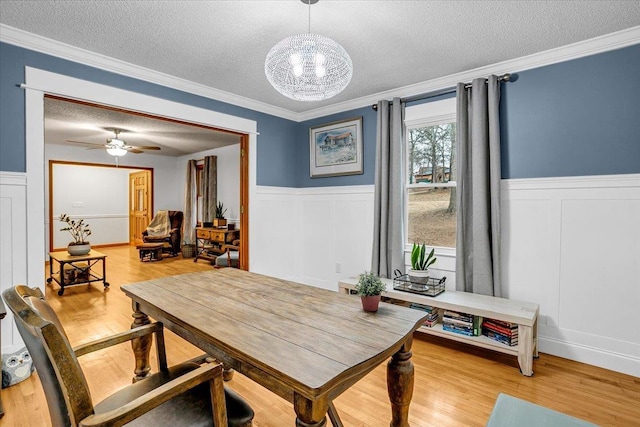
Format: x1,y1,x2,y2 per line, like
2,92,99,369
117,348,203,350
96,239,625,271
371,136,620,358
121,269,428,427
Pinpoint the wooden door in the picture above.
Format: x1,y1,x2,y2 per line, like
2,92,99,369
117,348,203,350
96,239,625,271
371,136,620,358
129,170,152,245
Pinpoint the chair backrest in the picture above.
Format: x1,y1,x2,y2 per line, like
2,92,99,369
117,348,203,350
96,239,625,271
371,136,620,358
2,286,94,426
168,210,184,230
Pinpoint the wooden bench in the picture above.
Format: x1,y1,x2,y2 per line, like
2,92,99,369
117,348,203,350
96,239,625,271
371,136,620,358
136,242,164,262
338,277,539,376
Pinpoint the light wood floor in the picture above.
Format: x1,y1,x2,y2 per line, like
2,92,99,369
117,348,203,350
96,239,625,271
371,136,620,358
2,245,638,426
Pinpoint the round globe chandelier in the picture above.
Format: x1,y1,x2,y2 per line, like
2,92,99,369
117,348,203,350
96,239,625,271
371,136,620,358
265,0,353,102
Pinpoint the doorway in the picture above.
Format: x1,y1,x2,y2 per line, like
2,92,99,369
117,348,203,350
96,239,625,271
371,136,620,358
27,68,258,286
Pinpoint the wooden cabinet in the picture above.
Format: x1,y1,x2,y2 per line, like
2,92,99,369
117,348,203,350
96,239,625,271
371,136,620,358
194,227,239,263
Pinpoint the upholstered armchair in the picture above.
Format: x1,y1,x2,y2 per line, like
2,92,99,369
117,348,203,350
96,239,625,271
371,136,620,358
3,285,254,427
142,210,183,256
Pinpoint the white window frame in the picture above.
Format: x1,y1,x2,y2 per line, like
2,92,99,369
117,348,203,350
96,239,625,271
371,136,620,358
404,97,457,258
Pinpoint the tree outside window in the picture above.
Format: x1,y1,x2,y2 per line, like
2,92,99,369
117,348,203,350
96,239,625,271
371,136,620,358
406,120,456,248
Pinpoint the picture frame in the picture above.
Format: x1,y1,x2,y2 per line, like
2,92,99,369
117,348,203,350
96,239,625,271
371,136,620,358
309,116,363,178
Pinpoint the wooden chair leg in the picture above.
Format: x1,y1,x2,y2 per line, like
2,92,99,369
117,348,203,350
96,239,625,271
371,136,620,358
328,401,344,427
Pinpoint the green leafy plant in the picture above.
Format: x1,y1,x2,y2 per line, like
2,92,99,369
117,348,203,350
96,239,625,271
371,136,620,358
215,201,227,219
355,271,386,296
59,214,91,245
411,243,436,271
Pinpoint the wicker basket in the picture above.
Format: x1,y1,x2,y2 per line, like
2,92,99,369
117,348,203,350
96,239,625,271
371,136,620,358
181,244,196,258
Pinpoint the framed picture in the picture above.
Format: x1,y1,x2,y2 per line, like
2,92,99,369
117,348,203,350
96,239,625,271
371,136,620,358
310,116,363,178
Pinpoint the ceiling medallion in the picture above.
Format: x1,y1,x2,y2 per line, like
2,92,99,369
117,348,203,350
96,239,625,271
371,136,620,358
265,0,353,102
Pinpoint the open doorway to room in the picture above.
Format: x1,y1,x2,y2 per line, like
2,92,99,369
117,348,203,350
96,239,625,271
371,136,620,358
44,95,249,268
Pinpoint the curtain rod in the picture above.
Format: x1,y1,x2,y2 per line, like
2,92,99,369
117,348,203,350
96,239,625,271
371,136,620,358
371,73,511,111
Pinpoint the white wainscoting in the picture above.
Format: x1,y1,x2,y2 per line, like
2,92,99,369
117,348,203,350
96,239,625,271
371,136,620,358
0,172,29,353
252,176,639,376
251,185,375,290
502,174,640,377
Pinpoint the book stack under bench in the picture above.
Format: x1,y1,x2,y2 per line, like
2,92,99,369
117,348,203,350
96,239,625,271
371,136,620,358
482,318,519,346
442,310,482,336
409,302,439,327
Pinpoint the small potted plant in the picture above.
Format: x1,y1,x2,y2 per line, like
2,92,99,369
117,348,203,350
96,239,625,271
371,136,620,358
409,243,437,285
213,201,227,227
355,271,387,312
59,213,92,256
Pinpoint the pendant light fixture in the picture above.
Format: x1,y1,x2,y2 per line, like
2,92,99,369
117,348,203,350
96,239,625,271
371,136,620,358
265,0,353,102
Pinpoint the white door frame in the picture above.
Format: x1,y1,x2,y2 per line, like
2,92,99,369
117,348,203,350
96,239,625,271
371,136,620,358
24,67,258,288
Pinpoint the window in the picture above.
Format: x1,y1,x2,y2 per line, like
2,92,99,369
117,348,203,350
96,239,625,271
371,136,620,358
405,98,457,249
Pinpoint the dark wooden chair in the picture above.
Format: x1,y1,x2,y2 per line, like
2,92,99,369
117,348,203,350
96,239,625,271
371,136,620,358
2,285,254,427
214,239,240,268
142,210,184,256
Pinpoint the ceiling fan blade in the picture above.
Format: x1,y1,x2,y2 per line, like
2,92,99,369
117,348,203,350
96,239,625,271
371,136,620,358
127,148,144,154
65,139,104,147
128,145,161,150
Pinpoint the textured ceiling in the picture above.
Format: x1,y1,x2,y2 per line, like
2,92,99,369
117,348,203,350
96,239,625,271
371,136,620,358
44,98,241,156
2,1,640,115
2,1,640,156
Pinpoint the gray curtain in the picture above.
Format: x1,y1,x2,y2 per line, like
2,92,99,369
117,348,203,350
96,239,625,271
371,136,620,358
455,75,502,296
202,155,217,223
183,159,197,245
372,98,405,278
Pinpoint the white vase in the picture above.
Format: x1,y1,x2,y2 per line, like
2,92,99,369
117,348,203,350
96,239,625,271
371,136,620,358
68,242,91,256
408,269,430,285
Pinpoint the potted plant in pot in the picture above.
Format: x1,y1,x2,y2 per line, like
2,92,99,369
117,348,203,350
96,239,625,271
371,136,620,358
409,243,437,286
355,271,387,312
213,201,227,227
59,214,92,256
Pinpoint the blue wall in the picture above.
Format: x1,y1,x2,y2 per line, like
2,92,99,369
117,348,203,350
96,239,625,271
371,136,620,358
501,44,640,179
1,41,639,185
296,106,377,187
0,42,298,187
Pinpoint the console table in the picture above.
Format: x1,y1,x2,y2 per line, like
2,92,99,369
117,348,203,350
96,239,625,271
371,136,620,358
47,249,109,296
194,227,240,263
338,277,539,376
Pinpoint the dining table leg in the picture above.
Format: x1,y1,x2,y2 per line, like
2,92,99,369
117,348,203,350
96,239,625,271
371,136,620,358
293,393,328,427
131,304,152,382
387,337,414,427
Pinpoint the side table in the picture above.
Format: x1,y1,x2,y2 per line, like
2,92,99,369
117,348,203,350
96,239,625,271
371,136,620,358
47,249,109,296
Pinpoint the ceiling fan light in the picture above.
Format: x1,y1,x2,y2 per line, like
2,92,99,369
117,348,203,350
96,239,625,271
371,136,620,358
109,138,125,147
106,145,127,157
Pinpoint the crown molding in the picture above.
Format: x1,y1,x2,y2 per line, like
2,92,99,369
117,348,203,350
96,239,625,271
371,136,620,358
0,24,299,121
2,24,639,123
297,26,640,121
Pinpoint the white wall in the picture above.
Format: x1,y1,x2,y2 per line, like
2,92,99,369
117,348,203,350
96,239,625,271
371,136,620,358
45,143,182,250
251,185,375,287
501,174,640,377
250,175,640,377
51,163,141,249
0,172,28,352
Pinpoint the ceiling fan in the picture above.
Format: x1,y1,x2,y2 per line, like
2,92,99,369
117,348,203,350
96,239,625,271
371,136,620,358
66,129,161,157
